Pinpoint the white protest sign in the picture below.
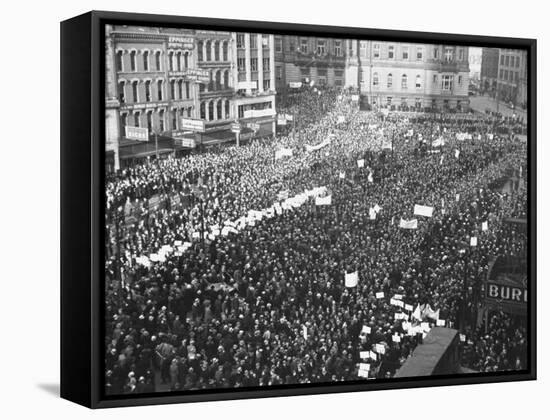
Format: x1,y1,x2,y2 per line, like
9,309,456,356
399,218,418,229
315,195,332,206
361,325,371,334
357,159,365,168
345,271,359,288
470,237,478,247
414,204,434,218
482,221,488,231
436,319,446,327
375,292,385,299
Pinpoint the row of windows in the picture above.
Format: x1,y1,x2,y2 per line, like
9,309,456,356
369,73,462,90
235,79,272,91
122,108,194,133
499,54,522,68
118,79,192,103
116,50,164,73
236,57,271,72
197,40,229,62
199,100,231,120
499,69,520,83
198,70,231,92
236,33,270,49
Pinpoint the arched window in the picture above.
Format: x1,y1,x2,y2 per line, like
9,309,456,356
158,110,165,132
143,51,149,71
215,71,222,90
184,52,189,69
224,70,229,88
372,72,379,86
116,51,123,72
208,71,214,91
168,52,174,71
155,51,161,71
216,101,222,120
185,81,190,99
387,73,393,88
120,113,127,130
130,51,137,71
133,112,140,127
416,75,422,88
170,80,176,99
187,107,192,118
172,109,177,130
401,74,407,89
144,80,151,102
223,42,228,61
118,81,125,103
225,99,230,119
208,101,214,120
146,111,152,132
131,81,138,102
178,80,183,99
157,80,163,101
176,52,182,71
197,41,203,61
206,41,212,61
214,42,220,61
200,102,206,119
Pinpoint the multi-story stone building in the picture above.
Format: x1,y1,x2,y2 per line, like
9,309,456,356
347,41,470,110
274,36,347,90
232,32,277,139
496,49,527,108
481,48,499,95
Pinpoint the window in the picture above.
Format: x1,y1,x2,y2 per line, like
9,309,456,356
251,58,258,71
417,47,423,60
500,54,505,65
134,112,140,127
458,75,463,85
359,68,365,83
208,102,214,121
158,110,165,132
433,74,438,84
185,82,190,98
441,74,453,90
401,74,407,89
168,52,174,71
317,40,326,55
360,41,367,57
387,73,393,88
433,47,439,59
116,51,123,72
217,101,223,120
444,47,453,62
198,41,203,61
263,57,270,70
300,38,308,53
415,75,421,88
170,80,176,99
263,79,270,90
132,81,138,102
373,72,379,86
178,80,183,99
505,55,510,66
402,47,409,60
215,71,222,90
275,37,283,52
118,81,125,103
206,42,211,61
143,51,149,71
157,80,163,101
176,52,181,71
276,66,282,80
250,34,257,49
223,71,229,88
130,51,137,71
262,34,269,47
214,42,220,61
222,43,228,61
120,113,127,130
184,52,189,69
504,69,508,80
200,102,206,119
388,45,394,59
499,69,504,79
334,70,344,77
172,110,177,130
415,98,422,108
373,44,380,58
145,81,151,102
237,58,246,72
515,71,519,83
236,34,245,49
155,51,161,71
146,111,152,132
225,99,230,119
458,48,464,61
334,40,342,56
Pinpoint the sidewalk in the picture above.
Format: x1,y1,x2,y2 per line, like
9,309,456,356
469,94,527,120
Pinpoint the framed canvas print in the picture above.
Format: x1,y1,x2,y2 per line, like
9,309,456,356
60,10,536,408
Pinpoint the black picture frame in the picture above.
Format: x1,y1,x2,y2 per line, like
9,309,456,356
61,10,537,409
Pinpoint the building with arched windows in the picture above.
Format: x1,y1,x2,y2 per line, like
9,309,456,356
346,40,470,111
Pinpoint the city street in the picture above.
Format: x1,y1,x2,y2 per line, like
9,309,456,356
469,94,527,120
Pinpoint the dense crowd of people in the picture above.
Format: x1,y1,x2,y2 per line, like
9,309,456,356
104,86,528,395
